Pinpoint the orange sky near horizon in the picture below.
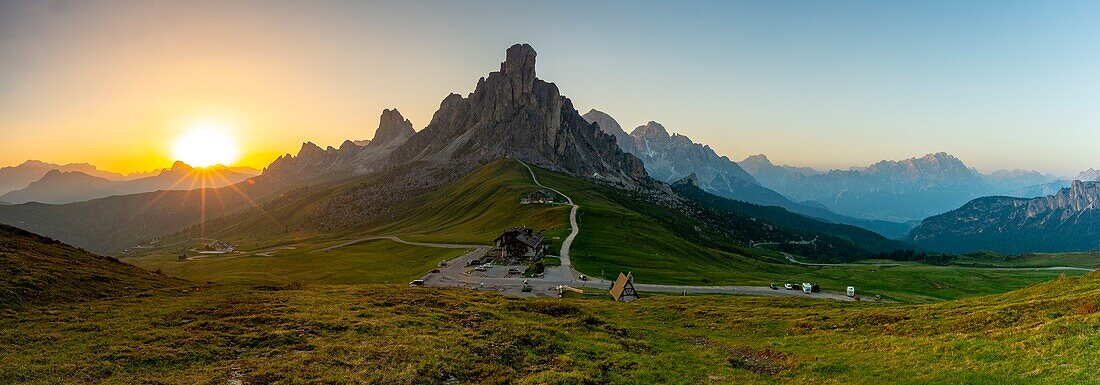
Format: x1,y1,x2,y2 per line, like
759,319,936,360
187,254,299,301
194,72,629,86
0,2,453,174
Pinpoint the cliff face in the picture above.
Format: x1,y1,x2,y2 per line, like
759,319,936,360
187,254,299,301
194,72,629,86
387,44,651,187
908,180,1100,253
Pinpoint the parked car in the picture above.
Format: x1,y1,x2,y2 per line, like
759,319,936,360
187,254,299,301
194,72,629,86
408,280,425,286
783,283,794,290
439,261,448,267
508,268,521,274
474,266,487,272
469,259,481,266
483,262,494,268
811,283,821,293
430,269,440,274
769,283,779,290
579,275,588,281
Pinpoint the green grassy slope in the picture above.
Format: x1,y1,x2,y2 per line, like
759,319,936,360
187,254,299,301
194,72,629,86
5,272,1099,384
369,160,572,247
128,238,467,285
673,182,916,260
0,224,178,309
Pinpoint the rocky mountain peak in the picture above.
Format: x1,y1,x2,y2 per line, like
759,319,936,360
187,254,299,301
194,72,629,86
19,160,49,167
298,142,325,158
1076,168,1100,181
169,161,193,171
632,121,670,139
920,152,954,162
582,109,625,135
742,154,773,165
582,109,633,153
339,140,360,153
501,43,537,84
387,44,651,186
372,109,415,146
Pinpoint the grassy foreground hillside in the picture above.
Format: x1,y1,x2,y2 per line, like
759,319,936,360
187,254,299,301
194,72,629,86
5,273,1100,384
0,224,177,309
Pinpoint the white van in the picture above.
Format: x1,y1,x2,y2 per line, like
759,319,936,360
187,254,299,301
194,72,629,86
847,286,856,297
801,283,813,294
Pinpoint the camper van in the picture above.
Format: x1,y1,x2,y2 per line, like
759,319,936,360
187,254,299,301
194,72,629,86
801,282,813,294
846,286,856,297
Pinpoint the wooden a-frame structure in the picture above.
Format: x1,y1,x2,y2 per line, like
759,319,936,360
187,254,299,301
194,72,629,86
609,272,639,302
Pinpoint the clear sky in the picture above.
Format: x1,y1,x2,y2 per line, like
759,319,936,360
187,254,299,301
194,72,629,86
2,0,1098,176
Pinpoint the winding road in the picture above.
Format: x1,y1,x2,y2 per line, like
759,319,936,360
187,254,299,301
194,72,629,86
518,161,582,282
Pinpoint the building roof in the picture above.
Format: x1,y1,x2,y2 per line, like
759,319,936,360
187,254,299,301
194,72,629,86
494,226,544,248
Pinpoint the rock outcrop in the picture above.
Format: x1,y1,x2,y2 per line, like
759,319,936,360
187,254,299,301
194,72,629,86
388,44,650,187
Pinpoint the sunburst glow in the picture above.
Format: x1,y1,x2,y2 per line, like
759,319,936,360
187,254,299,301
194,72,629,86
172,124,240,167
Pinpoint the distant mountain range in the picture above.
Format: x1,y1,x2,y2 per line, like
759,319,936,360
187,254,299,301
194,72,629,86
0,160,132,196
908,180,1100,253
0,162,257,204
582,110,913,238
740,152,1063,222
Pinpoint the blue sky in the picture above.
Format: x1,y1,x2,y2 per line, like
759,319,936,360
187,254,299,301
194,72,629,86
1,0,1098,175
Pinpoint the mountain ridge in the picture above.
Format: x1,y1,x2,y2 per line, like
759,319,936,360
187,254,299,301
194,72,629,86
582,109,913,238
908,180,1100,253
740,152,1062,221
0,162,256,204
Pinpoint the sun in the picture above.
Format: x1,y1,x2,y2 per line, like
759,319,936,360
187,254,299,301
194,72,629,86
172,123,240,167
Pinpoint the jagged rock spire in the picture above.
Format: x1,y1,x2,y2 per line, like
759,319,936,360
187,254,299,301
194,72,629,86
372,108,415,146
